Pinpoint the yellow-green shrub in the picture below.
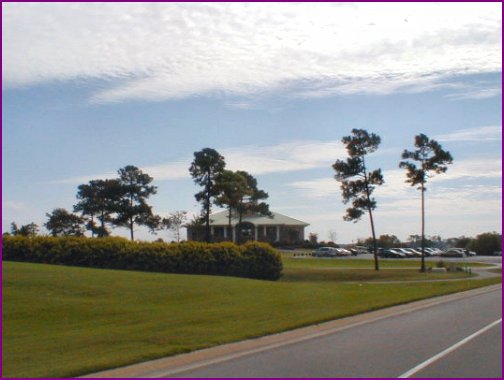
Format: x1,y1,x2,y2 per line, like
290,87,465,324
1,236,282,280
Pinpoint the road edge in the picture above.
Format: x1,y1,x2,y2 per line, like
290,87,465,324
82,284,501,378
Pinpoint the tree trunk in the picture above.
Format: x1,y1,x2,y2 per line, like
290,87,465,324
129,191,134,241
368,207,379,271
362,161,379,271
91,214,95,238
100,211,105,238
228,207,232,242
420,181,426,272
205,175,211,243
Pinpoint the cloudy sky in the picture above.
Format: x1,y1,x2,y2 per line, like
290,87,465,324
2,2,502,242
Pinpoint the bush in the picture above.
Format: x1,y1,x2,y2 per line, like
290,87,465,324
241,242,283,281
2,236,283,281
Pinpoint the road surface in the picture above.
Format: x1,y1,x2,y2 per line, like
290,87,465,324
86,285,501,378
173,286,501,378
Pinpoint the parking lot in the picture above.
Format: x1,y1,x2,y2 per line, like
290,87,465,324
336,252,502,265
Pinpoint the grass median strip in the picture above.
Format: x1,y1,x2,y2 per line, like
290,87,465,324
3,261,501,378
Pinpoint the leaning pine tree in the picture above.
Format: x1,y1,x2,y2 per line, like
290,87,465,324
333,129,384,271
399,134,453,272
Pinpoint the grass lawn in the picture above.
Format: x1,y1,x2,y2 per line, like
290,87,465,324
488,267,503,274
281,267,474,282
3,261,501,378
282,256,492,269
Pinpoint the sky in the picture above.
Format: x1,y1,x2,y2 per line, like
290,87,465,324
2,2,502,243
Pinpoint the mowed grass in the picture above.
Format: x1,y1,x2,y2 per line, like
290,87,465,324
3,262,501,378
282,256,492,269
281,267,474,282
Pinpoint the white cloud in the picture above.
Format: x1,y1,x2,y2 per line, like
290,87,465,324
431,157,502,182
2,200,27,212
224,140,346,175
53,140,347,184
435,125,502,142
52,171,119,185
3,3,501,102
288,157,502,199
377,185,502,218
289,178,339,199
446,87,502,100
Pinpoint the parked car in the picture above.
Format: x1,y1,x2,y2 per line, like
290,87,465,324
312,247,337,257
413,248,428,257
440,248,466,258
379,248,406,258
335,248,352,256
398,248,422,257
350,245,369,255
407,248,429,257
424,248,438,256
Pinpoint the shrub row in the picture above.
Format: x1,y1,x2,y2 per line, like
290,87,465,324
1,236,283,280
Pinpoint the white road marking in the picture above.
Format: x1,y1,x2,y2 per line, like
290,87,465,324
398,318,502,378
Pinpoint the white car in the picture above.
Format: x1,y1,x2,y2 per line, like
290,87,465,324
441,248,466,258
335,248,352,256
424,248,438,256
398,248,421,257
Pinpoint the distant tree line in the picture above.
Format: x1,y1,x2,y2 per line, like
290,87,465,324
7,148,272,243
7,165,187,241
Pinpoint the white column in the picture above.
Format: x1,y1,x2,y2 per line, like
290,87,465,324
255,226,258,241
276,226,280,242
223,227,228,239
232,227,236,243
263,226,267,237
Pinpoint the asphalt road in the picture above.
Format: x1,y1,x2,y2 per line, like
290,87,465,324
171,287,502,378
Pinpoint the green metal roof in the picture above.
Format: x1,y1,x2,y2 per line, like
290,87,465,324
209,210,309,227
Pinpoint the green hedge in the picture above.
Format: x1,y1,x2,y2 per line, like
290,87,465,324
1,236,283,281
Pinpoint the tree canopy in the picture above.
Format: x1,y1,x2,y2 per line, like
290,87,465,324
400,133,453,272
161,211,188,242
45,208,85,237
333,129,384,270
10,222,39,237
215,170,249,227
115,165,159,241
234,170,272,223
74,179,123,237
189,148,226,242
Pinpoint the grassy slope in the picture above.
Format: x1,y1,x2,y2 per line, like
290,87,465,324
3,262,501,378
